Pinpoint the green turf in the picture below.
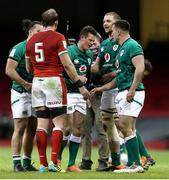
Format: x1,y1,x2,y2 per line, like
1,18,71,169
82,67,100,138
0,146,168,179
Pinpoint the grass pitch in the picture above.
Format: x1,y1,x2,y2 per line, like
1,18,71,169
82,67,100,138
0,146,169,179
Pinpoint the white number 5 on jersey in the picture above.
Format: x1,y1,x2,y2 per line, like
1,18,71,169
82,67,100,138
35,42,45,62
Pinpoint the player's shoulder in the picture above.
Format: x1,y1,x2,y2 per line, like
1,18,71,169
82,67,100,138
68,44,76,51
50,31,65,39
126,38,141,47
100,38,110,46
14,40,27,49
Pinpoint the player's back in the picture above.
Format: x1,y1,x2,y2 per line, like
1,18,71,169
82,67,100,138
26,30,67,77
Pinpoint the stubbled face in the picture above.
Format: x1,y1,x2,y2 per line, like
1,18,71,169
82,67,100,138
103,15,116,34
111,24,120,42
90,37,100,49
80,33,96,50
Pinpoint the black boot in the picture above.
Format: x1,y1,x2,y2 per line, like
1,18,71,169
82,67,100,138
14,164,26,172
79,159,93,170
96,159,110,171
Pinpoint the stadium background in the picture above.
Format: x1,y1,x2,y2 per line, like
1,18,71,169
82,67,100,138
0,0,169,149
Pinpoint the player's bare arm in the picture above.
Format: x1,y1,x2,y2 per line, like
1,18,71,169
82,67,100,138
90,78,117,97
25,56,34,74
6,58,32,91
60,52,90,100
101,71,116,83
91,57,101,74
127,54,145,102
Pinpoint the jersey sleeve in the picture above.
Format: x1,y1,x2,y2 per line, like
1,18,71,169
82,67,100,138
57,34,68,56
68,46,75,62
129,43,144,59
97,43,104,60
8,45,22,62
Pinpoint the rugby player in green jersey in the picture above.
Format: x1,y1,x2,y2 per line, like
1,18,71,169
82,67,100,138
58,26,97,172
5,19,43,172
91,20,145,173
91,12,124,171
79,33,109,171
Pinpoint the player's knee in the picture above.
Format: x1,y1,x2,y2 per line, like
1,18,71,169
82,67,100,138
101,111,119,142
62,126,71,136
101,110,113,120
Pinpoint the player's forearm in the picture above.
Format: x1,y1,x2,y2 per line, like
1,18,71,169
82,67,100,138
91,58,100,74
130,68,144,91
100,78,117,92
64,62,79,82
91,64,100,74
26,58,33,74
6,68,28,87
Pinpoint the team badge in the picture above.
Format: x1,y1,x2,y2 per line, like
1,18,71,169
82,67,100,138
113,44,118,51
79,65,87,72
74,59,79,64
120,49,124,56
104,53,110,62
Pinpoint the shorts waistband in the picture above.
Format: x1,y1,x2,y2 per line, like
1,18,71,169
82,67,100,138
118,88,144,92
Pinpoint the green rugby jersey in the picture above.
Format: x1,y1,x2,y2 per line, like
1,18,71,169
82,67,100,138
8,40,33,93
98,38,119,75
65,44,93,93
115,38,144,91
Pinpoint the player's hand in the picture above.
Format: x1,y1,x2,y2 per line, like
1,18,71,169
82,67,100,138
23,82,32,92
78,75,87,84
79,86,90,100
90,87,102,97
127,89,135,102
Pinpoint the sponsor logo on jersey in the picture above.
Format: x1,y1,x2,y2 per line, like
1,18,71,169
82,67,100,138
104,53,110,62
120,49,124,56
115,59,119,68
74,59,79,64
79,65,87,72
113,44,119,51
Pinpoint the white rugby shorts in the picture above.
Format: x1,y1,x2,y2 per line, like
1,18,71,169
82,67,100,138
100,89,118,110
32,77,67,108
11,89,35,118
67,93,86,115
115,90,145,117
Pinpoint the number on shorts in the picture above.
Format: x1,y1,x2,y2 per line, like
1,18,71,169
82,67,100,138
35,42,45,62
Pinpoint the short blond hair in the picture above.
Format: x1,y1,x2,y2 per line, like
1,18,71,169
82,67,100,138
104,12,121,20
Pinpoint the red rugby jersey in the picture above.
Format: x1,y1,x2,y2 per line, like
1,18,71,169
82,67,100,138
26,30,67,77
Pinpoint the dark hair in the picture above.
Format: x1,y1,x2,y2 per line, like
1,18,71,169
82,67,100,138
113,19,130,32
41,8,58,27
144,59,152,74
22,19,41,36
79,26,97,38
96,32,103,43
